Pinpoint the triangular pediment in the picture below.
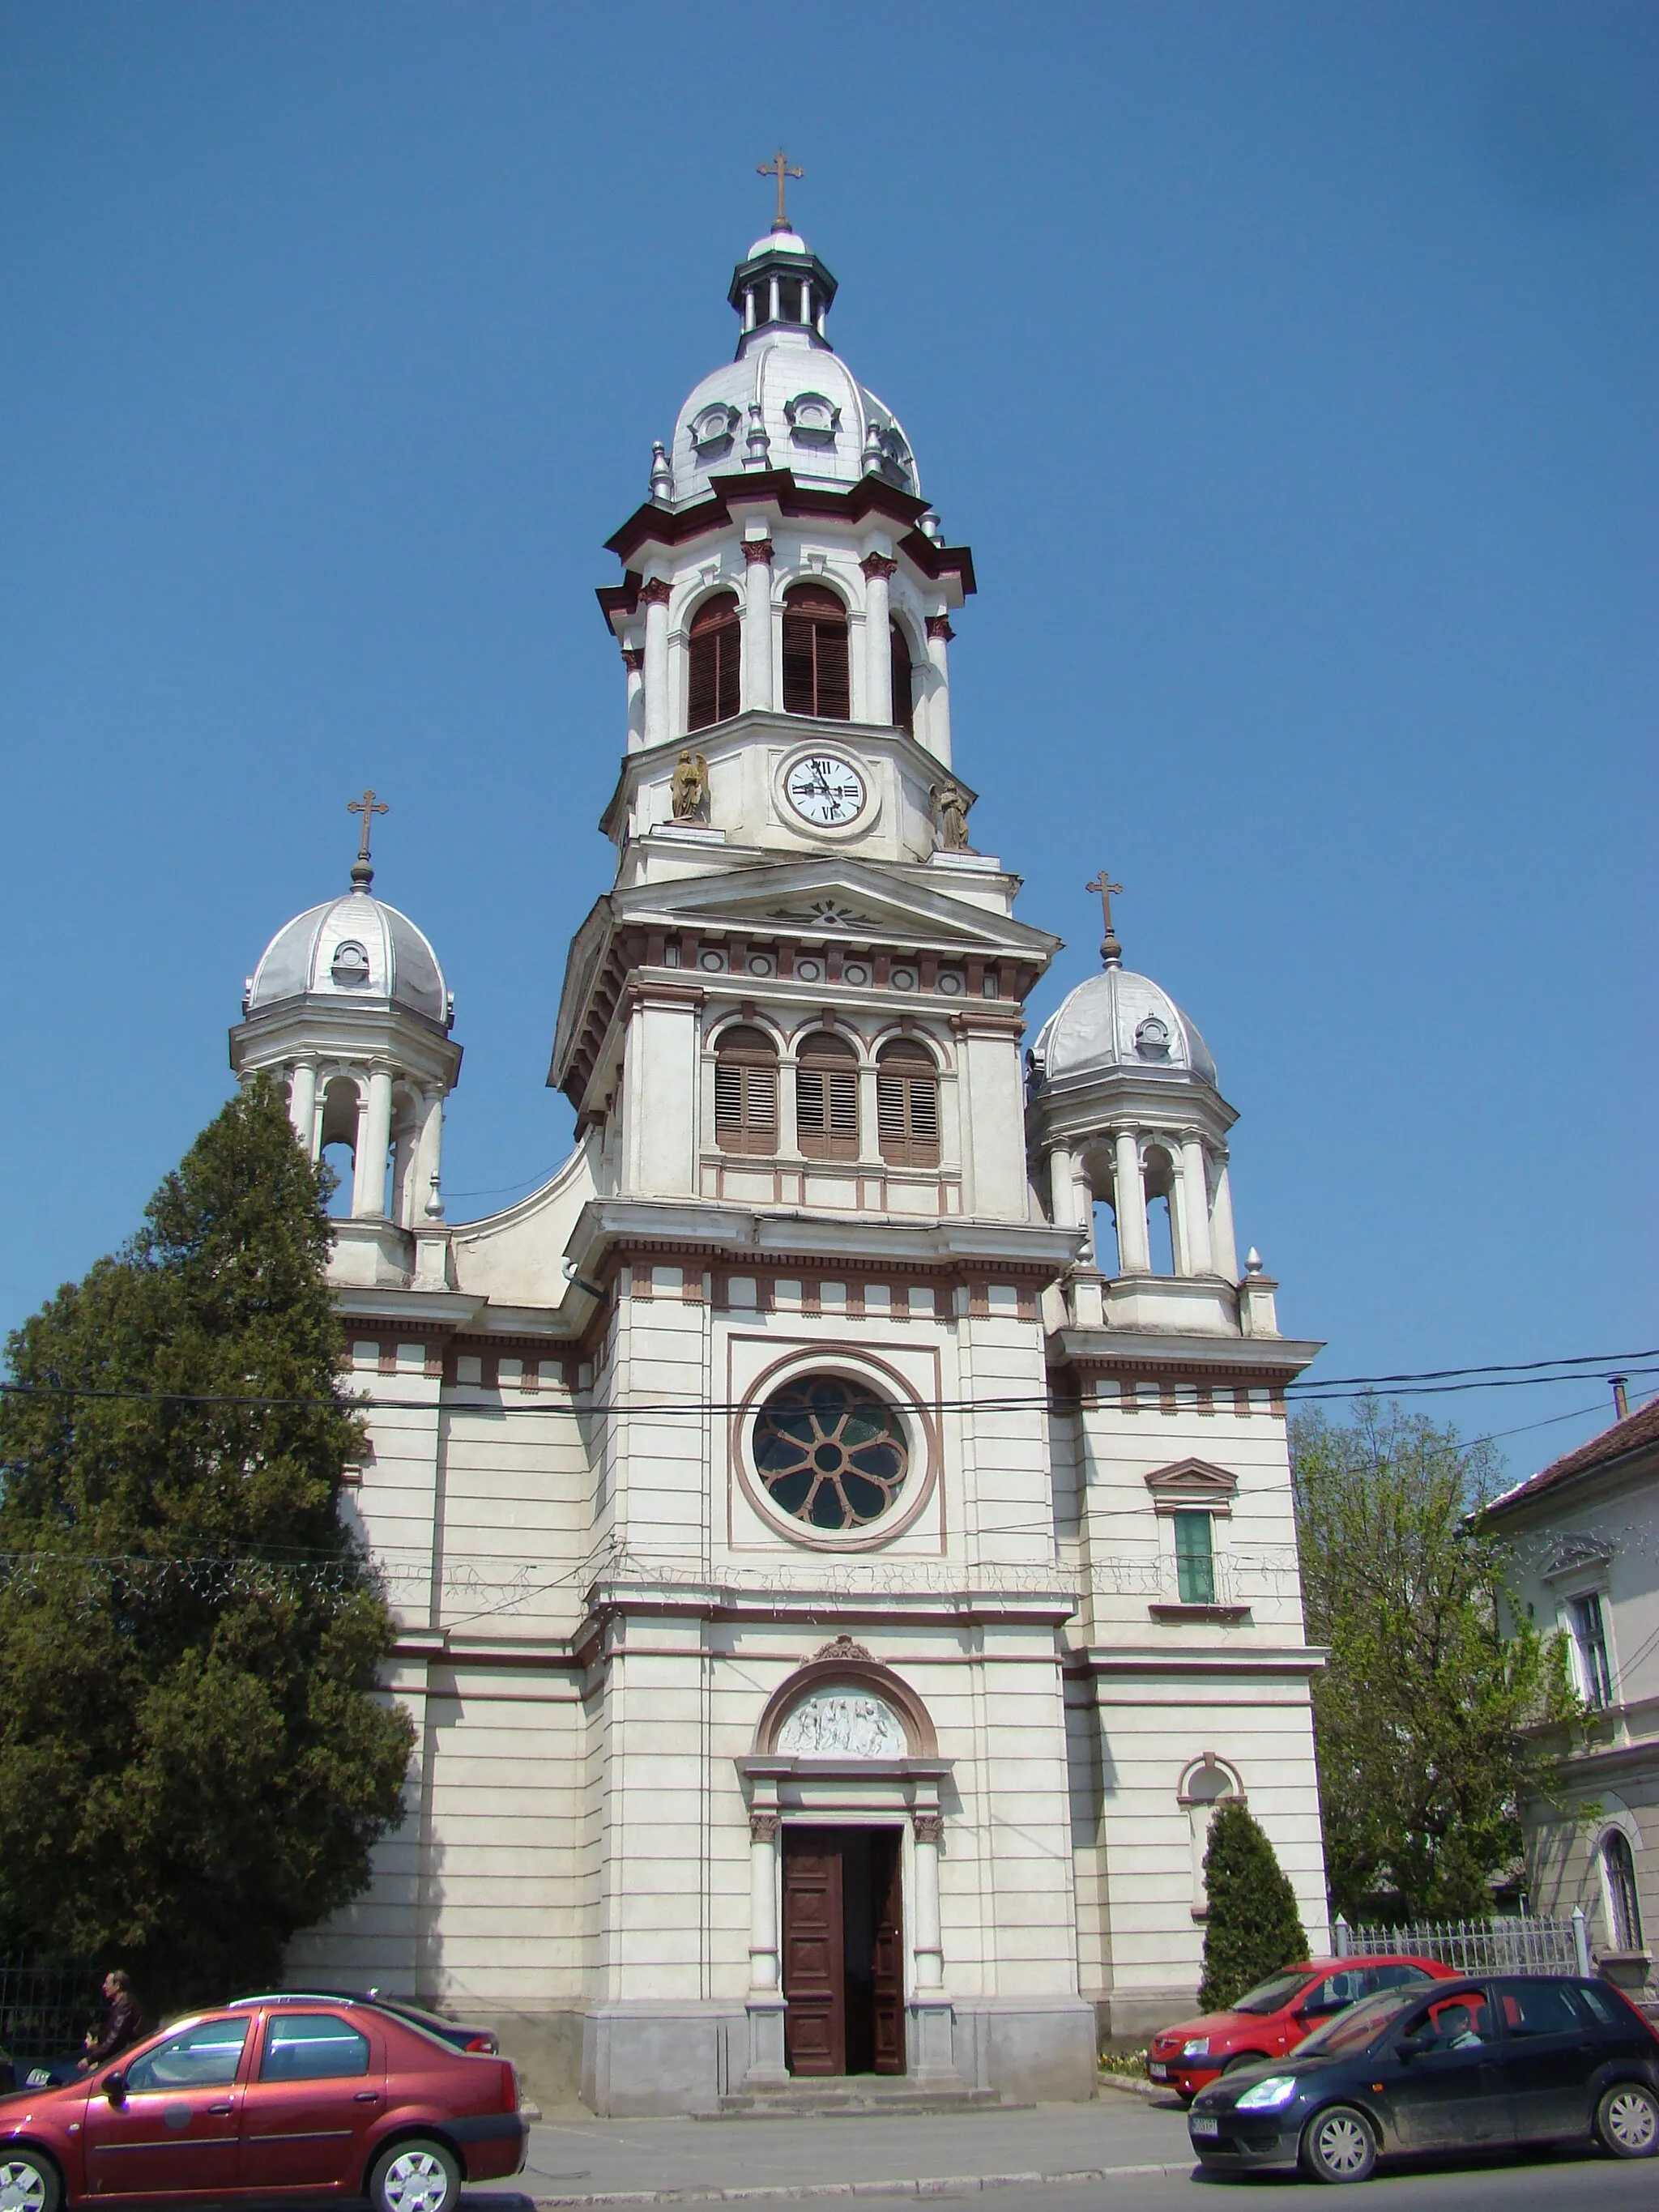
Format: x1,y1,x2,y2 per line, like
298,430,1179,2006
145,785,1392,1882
612,855,1058,958
1144,1458,1239,1507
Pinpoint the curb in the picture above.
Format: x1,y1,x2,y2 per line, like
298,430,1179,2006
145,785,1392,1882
527,2165,1193,2206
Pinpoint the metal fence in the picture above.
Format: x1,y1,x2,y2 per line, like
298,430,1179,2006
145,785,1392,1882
0,1955,101,2061
1333,1912,1591,1977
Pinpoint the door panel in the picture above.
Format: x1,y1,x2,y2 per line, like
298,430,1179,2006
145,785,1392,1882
239,2010,386,2191
1384,1989,1512,2154
81,2018,249,2198
871,1831,906,2076
1494,1980,1599,2143
784,1831,845,2077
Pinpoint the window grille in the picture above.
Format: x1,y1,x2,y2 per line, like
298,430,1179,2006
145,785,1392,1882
1570,1592,1614,1708
1175,1510,1217,1605
687,590,741,731
795,1033,859,1159
713,1026,778,1154
889,618,915,735
781,582,851,719
1603,1831,1644,1950
876,1039,940,1167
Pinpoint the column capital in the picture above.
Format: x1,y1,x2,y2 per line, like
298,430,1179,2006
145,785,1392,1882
621,646,644,671
749,1811,779,1843
926,614,955,641
639,576,672,607
742,536,775,565
860,552,898,581
912,1811,943,1843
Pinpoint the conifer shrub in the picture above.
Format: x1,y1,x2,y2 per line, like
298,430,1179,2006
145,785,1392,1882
1197,1799,1308,2013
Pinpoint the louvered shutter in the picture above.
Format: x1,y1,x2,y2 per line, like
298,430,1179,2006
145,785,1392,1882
876,1042,940,1167
688,592,740,732
796,1036,859,1160
782,584,851,720
714,1027,778,1154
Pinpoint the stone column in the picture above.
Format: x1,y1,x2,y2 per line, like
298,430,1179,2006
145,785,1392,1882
857,1060,882,1170
1047,1144,1077,1230
288,1059,318,1156
621,645,646,752
925,616,954,766
861,552,897,726
1113,1127,1151,1273
641,577,672,750
414,1088,445,1219
744,1809,788,2088
352,1064,394,1219
1179,1132,1214,1276
1209,1155,1239,1281
742,537,774,712
909,1809,957,2085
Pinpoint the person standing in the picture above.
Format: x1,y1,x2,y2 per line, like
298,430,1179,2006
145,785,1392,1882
79,1971,143,2071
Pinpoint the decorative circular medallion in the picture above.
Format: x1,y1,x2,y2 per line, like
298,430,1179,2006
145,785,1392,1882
753,1376,909,1532
784,752,868,828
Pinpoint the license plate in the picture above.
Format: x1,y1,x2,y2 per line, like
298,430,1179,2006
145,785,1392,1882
1149,2062,1168,2078
1190,2116,1220,2137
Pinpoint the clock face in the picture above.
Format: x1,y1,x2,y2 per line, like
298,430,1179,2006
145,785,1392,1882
785,753,868,828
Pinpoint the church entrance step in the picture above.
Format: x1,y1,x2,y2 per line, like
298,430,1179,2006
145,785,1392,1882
710,2082,1013,2119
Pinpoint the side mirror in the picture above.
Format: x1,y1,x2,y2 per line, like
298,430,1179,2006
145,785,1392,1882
103,2070,127,2105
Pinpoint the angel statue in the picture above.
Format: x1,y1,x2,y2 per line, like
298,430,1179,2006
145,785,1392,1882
932,778,971,853
671,750,710,823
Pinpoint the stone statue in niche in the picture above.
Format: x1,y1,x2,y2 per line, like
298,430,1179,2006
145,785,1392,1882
932,780,971,854
776,1689,904,1759
672,750,710,822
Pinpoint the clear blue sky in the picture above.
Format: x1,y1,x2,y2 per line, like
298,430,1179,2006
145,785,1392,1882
2,2,1653,1478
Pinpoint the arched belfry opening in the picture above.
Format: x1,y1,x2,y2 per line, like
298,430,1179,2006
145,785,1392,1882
687,589,740,730
782,582,851,718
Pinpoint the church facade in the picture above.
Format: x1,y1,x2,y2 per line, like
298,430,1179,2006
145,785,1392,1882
232,215,1329,2114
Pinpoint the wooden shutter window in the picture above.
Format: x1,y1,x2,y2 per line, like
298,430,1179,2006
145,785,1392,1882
782,582,851,720
687,590,741,731
889,618,915,735
714,1025,778,1154
795,1033,859,1160
876,1040,940,1167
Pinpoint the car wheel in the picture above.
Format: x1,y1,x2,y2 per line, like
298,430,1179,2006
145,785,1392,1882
0,2151,62,2212
1222,2051,1264,2072
1596,2082,1659,2159
1299,2104,1378,2184
368,2137,462,2212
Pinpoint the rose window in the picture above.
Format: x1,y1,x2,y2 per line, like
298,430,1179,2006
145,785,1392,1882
753,1377,910,1532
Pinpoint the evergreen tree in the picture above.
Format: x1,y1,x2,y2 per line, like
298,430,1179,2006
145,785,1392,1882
1197,1800,1308,2013
1292,1400,1574,1919
0,1078,414,2011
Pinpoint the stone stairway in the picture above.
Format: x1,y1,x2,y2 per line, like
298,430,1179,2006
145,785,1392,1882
712,2077,1013,2119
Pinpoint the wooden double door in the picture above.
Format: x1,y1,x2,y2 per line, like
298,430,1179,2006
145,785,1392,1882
782,1826,906,2077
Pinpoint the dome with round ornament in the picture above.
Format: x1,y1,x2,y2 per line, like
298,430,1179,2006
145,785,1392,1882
1030,908,1218,1094
243,843,451,1031
659,216,922,513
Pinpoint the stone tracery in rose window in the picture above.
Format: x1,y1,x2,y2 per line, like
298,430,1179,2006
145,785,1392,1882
753,1376,910,1532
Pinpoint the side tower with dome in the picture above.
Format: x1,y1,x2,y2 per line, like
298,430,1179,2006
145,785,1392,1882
232,202,1328,2112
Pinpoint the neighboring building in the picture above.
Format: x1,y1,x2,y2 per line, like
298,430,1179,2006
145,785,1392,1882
230,214,1330,2112
1484,1396,1658,2005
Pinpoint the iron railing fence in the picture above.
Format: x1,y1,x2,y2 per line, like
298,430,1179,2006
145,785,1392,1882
1333,1912,1591,1977
0,1955,101,2061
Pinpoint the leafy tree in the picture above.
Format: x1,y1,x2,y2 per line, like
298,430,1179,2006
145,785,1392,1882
1291,1399,1573,1921
1197,1799,1308,2012
0,1078,414,2012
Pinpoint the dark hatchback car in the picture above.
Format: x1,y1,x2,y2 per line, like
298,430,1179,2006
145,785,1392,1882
1189,1974,1659,2183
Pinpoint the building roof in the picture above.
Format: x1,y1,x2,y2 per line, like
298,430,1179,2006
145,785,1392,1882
246,884,449,1025
1031,961,1218,1091
1483,1395,1659,1519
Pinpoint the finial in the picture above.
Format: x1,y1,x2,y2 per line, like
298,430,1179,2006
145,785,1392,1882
424,1170,445,1221
1244,1247,1264,1276
1085,867,1124,966
757,148,804,232
348,789,388,891
919,509,943,543
861,418,884,477
742,402,771,471
649,440,673,504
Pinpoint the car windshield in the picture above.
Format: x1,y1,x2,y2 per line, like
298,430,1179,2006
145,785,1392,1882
1230,1971,1310,2016
1297,1988,1420,2058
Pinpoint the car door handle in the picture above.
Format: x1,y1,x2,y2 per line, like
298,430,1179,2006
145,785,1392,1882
353,2091,380,2103
207,2102,233,2116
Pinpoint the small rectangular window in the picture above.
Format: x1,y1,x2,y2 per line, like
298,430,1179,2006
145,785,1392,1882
1175,1511,1217,1606
1570,1592,1614,1708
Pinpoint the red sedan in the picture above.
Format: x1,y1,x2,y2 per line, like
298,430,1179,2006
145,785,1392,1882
1147,1954,1459,2100
0,1995,524,2211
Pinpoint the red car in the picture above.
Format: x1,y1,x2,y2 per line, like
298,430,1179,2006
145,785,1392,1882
0,1994,524,2211
1147,1954,1459,2100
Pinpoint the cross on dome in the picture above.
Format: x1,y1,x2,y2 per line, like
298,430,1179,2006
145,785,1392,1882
757,149,804,232
1085,867,1124,968
348,788,388,890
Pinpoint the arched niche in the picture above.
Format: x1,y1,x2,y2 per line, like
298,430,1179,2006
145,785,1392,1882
755,1637,937,1759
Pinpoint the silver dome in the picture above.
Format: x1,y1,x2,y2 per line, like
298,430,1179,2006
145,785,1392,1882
1033,965,1218,1090
247,889,448,1025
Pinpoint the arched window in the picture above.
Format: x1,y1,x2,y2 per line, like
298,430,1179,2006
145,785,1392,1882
713,1025,778,1155
876,1039,940,1168
1602,1830,1644,1950
795,1032,859,1160
781,582,851,719
687,590,740,731
889,618,915,735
